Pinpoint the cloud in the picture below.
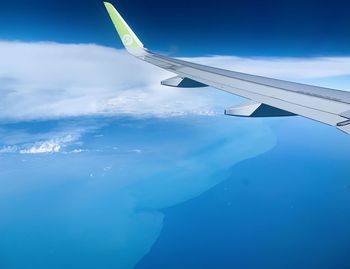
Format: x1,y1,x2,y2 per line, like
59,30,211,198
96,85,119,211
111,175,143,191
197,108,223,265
0,126,87,154
19,134,75,154
0,41,350,121
0,41,215,121
187,56,350,81
0,145,19,154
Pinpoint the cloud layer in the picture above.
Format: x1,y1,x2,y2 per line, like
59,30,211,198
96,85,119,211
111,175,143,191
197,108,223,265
1,41,350,121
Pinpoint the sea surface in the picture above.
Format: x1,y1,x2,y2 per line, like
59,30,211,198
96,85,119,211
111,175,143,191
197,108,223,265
137,118,350,269
0,115,276,269
0,114,349,268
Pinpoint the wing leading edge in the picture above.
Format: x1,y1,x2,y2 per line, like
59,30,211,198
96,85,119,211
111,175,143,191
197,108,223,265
103,2,350,136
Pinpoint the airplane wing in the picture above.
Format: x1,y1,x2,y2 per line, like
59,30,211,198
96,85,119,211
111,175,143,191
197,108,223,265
103,2,350,136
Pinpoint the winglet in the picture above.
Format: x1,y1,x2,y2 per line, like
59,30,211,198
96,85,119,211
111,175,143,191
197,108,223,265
103,2,146,56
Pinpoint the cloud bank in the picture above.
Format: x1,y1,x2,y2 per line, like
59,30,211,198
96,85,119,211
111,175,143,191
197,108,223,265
0,41,350,121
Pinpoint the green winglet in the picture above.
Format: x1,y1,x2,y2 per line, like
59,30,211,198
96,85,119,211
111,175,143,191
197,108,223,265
103,2,144,51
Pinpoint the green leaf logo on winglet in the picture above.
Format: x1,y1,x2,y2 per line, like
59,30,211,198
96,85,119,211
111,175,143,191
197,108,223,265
122,34,134,46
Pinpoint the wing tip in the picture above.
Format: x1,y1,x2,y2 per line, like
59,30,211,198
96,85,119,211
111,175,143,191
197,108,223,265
103,1,145,52
103,2,112,6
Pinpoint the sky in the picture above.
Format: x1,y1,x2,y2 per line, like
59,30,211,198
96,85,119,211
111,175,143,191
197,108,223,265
1,0,350,56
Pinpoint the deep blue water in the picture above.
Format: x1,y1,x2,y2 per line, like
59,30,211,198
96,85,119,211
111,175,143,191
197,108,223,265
137,119,350,269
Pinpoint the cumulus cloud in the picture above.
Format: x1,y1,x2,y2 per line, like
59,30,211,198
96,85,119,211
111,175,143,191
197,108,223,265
19,134,76,154
0,41,350,121
0,126,87,154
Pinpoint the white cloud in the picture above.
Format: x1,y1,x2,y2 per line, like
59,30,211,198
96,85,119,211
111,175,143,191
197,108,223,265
19,140,61,154
187,56,350,80
0,41,350,121
0,145,18,154
0,128,85,155
69,149,87,154
0,41,215,121
18,135,76,154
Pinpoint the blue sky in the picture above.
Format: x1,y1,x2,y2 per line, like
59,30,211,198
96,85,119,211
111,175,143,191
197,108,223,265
1,0,350,56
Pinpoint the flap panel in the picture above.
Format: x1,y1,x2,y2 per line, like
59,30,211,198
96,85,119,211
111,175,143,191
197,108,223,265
161,76,208,88
225,101,296,118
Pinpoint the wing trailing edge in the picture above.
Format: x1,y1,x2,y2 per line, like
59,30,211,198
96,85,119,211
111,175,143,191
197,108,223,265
225,101,296,118
161,76,208,88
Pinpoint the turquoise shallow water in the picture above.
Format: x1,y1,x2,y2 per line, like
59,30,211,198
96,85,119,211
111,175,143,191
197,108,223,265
0,115,275,269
